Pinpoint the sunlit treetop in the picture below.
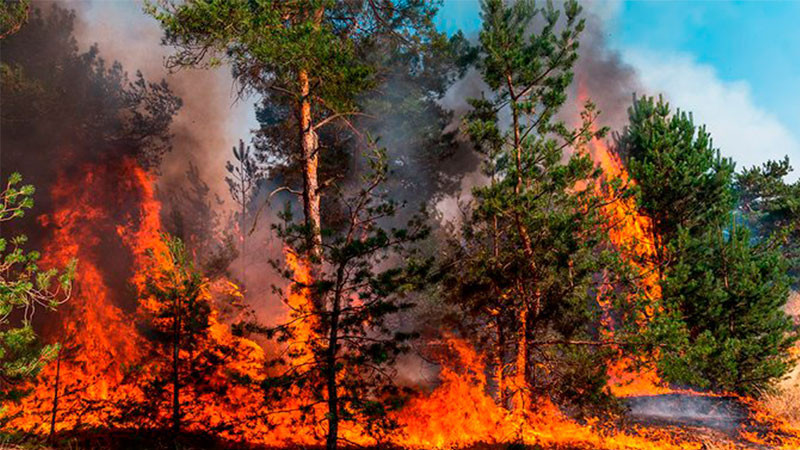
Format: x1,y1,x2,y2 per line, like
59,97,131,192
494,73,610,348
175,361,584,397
147,0,444,112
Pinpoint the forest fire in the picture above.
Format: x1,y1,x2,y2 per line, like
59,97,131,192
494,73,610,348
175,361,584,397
2,1,800,449
5,160,269,440
580,95,671,400
4,151,794,450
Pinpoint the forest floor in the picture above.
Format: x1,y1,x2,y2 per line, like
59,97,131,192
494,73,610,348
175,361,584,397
0,394,793,450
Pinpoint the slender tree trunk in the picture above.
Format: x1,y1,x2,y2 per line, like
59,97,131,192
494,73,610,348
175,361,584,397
513,298,528,413
49,345,62,441
325,267,345,450
172,300,181,438
494,314,506,408
240,188,247,283
298,68,322,262
506,77,536,414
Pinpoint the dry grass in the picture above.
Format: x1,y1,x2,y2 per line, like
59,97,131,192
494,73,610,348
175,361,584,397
759,291,800,428
760,384,800,429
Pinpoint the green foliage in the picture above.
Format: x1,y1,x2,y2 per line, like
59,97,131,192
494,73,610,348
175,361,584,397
619,95,736,253
736,157,800,275
658,224,798,394
448,0,644,412
261,144,431,444
621,96,798,394
0,0,29,39
146,0,438,115
0,173,74,409
148,0,369,108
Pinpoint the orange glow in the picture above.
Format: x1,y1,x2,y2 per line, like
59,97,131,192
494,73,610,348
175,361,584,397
6,159,269,440
575,84,670,398
4,144,798,448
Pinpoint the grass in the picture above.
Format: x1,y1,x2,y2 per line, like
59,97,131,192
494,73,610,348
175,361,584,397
759,290,800,429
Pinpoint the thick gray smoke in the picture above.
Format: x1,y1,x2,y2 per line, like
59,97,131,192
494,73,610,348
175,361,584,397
71,0,255,206
69,1,289,324
435,4,643,223
571,8,642,131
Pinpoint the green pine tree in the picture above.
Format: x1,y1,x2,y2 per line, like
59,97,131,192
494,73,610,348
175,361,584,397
448,0,645,414
147,0,444,263
258,145,431,450
618,95,736,274
658,223,797,395
0,173,74,412
620,96,798,394
736,157,800,275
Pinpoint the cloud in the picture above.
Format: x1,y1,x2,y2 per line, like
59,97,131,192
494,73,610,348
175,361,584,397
622,49,800,180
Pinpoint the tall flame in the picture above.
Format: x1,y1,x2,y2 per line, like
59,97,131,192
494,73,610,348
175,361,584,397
4,140,799,448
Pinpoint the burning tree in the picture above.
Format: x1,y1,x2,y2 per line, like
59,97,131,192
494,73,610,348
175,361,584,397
260,146,431,450
0,173,74,410
135,235,210,436
447,0,650,415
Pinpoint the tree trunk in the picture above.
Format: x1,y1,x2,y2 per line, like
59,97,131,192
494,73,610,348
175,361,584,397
506,77,536,415
49,345,61,441
298,69,322,262
172,301,181,438
495,314,506,408
325,267,345,450
240,147,248,283
513,301,528,413
296,0,325,265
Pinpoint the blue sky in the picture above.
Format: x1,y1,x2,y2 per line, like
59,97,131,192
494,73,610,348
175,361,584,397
436,0,800,178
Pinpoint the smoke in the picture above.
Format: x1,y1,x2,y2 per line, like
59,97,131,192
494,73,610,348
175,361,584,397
627,393,747,433
434,4,643,223
572,8,642,131
71,0,255,208
0,0,645,342
0,0,268,333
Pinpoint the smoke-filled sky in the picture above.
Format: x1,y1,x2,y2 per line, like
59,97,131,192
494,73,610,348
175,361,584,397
439,0,800,179
74,0,800,186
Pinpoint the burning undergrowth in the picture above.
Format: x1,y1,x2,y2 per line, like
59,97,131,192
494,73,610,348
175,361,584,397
4,152,796,450
2,2,800,450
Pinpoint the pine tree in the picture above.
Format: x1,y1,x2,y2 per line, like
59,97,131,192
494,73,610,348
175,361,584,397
129,234,266,439
449,0,644,413
736,157,800,275
620,96,798,394
0,173,74,410
225,139,263,282
262,145,431,450
618,95,736,273
147,0,443,263
166,162,235,277
137,235,207,436
658,222,797,394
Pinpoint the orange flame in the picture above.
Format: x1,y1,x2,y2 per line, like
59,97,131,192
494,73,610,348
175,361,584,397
4,143,798,448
